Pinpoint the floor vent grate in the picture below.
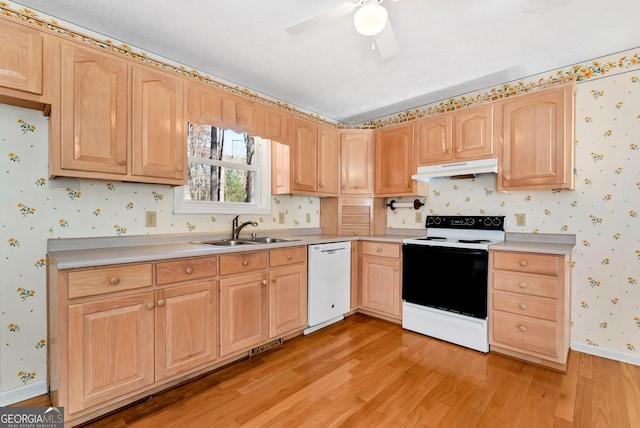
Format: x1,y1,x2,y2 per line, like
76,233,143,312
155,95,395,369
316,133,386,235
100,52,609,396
249,338,282,357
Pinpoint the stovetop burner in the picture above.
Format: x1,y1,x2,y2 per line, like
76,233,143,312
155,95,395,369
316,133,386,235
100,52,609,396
403,215,506,250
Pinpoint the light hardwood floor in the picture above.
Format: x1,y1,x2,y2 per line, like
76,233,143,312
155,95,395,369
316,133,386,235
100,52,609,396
16,314,640,427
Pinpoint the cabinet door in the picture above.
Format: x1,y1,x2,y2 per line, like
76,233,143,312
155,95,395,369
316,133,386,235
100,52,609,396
68,293,155,414
0,18,43,94
155,281,218,380
350,241,360,311
374,123,415,195
454,104,495,160
269,265,307,337
499,84,575,191
219,272,268,357
271,141,291,194
361,256,401,318
340,131,373,195
131,65,185,183
291,118,318,193
60,43,128,174
317,125,339,195
417,114,453,165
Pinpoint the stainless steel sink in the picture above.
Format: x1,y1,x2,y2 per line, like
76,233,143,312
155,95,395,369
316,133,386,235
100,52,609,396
247,237,298,243
192,237,299,247
191,239,260,247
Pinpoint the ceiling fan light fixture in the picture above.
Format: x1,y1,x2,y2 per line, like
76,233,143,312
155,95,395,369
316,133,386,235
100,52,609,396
354,4,388,36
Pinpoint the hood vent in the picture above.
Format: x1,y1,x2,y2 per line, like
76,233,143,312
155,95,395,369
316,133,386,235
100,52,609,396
412,158,498,182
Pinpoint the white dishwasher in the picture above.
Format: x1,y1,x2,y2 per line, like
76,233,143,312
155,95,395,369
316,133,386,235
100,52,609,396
304,241,351,335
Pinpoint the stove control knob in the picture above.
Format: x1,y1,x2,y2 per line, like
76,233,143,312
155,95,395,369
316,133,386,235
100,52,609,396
483,218,492,226
467,218,475,226
492,217,502,226
426,217,434,225
433,217,441,225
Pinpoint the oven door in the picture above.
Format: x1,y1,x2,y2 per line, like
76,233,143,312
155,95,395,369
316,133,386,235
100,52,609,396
402,244,488,319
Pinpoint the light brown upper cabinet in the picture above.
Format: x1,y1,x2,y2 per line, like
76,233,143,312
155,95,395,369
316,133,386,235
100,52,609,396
271,140,290,195
340,130,374,195
52,41,186,185
291,118,339,196
374,123,416,196
0,17,43,95
417,103,496,166
499,83,575,191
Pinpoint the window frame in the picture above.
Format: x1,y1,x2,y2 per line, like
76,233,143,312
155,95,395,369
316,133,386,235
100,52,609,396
173,127,272,215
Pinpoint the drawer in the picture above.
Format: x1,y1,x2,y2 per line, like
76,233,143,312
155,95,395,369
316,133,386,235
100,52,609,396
492,271,558,298
270,246,306,267
68,264,153,298
361,241,400,258
492,290,557,322
156,256,217,285
219,251,267,276
492,312,559,358
492,251,561,276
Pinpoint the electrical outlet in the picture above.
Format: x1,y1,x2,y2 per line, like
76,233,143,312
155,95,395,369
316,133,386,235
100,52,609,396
145,211,157,227
306,213,311,223
515,213,526,227
279,212,285,224
415,212,423,223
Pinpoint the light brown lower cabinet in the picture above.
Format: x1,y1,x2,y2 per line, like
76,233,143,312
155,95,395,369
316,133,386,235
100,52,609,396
359,241,402,322
219,247,308,357
489,250,571,371
49,249,307,426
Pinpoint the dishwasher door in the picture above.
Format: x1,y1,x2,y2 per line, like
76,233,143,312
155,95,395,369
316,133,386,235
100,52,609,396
305,241,351,334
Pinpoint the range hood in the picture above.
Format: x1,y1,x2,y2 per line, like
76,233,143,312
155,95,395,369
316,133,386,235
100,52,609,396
411,158,498,182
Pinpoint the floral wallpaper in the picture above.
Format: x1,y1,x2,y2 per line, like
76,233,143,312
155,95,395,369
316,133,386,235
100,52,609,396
388,50,640,365
0,103,319,404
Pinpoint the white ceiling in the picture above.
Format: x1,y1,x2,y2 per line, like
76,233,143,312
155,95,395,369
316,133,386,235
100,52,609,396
11,0,640,124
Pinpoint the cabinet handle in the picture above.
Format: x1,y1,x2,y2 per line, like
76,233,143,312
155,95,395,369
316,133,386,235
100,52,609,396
287,255,292,260
109,276,120,285
394,267,398,272
353,232,359,235
176,165,183,172
377,247,382,252
185,267,193,274
118,160,126,166
519,260,527,267
157,299,165,307
504,174,511,181
519,325,527,333
455,147,462,153
242,260,249,266
519,303,527,310
319,183,323,187
262,279,268,285
519,282,527,289
147,302,155,310
294,180,299,184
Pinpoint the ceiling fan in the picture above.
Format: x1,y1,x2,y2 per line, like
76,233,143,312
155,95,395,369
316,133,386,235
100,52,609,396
285,0,400,59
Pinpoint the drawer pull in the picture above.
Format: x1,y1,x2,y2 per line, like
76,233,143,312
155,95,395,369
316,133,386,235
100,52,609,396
118,159,126,166
242,260,249,267
519,325,527,333
519,260,527,267
147,302,155,310
394,266,398,271
287,255,292,260
519,303,527,310
157,299,165,307
109,276,120,286
262,279,268,285
176,165,183,172
319,183,323,187
185,267,194,274
377,248,382,253
519,282,527,289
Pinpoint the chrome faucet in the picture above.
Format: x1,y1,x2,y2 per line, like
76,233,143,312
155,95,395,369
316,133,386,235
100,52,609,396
232,215,258,240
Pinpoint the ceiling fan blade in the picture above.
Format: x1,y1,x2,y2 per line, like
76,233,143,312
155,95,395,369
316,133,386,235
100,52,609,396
374,20,398,59
286,2,356,35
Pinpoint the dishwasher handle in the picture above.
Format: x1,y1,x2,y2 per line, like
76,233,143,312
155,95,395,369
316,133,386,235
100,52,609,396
322,248,347,254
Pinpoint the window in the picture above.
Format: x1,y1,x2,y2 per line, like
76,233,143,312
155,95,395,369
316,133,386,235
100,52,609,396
173,123,271,214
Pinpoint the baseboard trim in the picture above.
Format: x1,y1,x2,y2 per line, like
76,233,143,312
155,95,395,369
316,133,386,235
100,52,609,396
571,342,640,366
0,380,48,406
